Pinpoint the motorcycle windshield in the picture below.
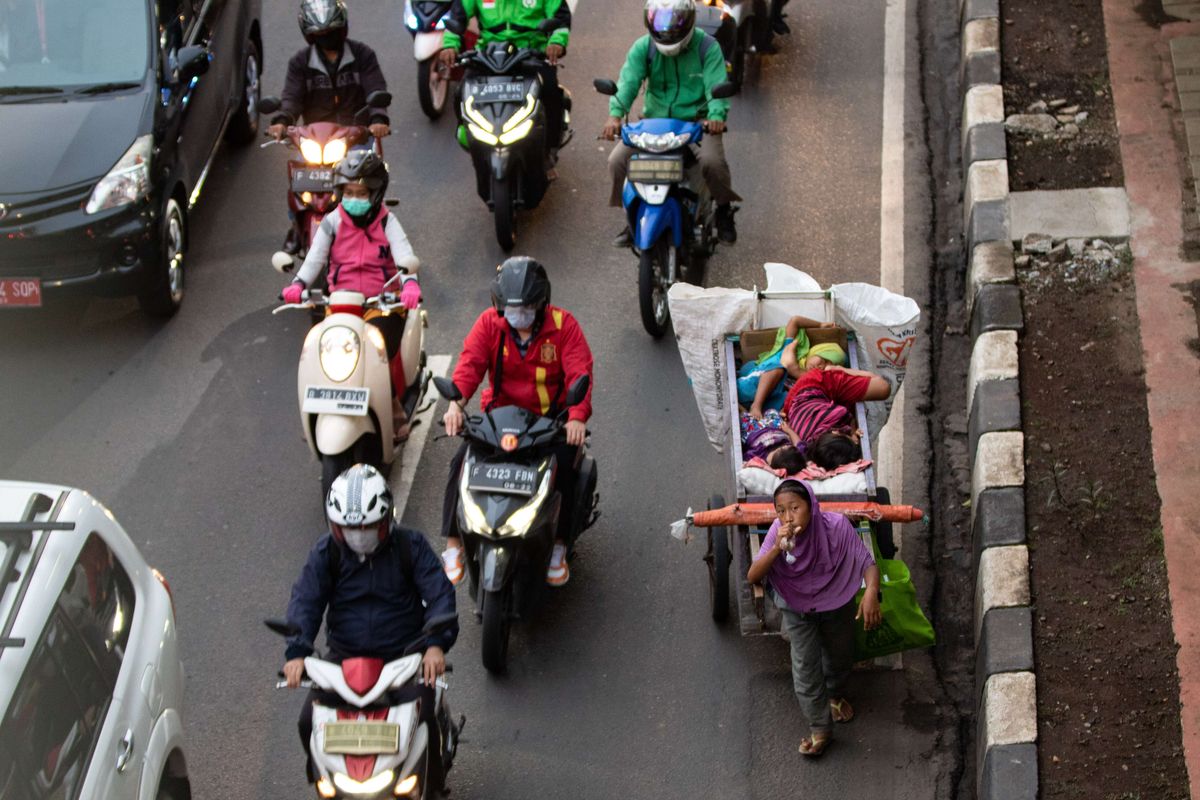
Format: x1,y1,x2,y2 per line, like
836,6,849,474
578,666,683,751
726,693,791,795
621,118,705,151
465,405,557,452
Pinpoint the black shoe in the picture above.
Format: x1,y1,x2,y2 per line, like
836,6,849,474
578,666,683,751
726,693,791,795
715,204,739,244
612,227,632,248
772,15,791,35
283,227,300,255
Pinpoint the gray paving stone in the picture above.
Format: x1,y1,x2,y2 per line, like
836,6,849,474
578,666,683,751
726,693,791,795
1009,187,1131,241
964,122,1007,168
969,378,1021,460
964,52,1001,88
976,607,1034,700
980,743,1038,800
972,487,1026,570
971,284,1024,339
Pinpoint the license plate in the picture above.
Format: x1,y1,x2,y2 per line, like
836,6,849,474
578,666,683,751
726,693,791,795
291,166,334,192
323,721,400,755
0,278,42,308
474,81,526,103
468,462,538,496
628,155,684,184
302,386,370,416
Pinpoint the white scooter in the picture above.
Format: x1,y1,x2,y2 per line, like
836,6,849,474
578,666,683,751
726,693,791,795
266,615,464,800
403,0,475,120
273,256,430,499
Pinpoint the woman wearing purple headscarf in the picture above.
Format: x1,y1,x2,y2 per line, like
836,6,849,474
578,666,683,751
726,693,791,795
746,479,882,757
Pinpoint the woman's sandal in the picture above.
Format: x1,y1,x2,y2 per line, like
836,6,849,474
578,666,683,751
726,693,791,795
830,697,855,723
799,733,832,757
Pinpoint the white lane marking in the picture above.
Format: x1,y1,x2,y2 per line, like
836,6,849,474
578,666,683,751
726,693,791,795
390,354,452,521
877,0,908,530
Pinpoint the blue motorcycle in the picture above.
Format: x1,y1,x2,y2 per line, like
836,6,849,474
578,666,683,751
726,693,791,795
594,79,737,337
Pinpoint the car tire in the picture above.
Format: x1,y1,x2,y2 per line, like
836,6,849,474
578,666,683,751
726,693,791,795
138,198,186,317
225,39,261,146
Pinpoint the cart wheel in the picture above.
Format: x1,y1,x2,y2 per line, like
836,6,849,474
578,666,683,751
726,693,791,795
874,486,897,559
706,494,731,623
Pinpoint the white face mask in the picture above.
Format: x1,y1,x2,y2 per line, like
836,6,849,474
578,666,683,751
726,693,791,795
342,527,381,558
504,305,537,330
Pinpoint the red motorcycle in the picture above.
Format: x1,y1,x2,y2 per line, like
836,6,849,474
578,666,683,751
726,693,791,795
257,91,391,260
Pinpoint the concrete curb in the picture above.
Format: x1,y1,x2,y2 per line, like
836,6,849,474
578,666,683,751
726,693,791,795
958,3,1040,797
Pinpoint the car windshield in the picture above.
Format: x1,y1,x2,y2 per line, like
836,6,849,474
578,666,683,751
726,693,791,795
0,0,150,91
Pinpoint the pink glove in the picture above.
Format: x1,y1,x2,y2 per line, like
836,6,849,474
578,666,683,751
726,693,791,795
400,278,422,310
282,282,305,304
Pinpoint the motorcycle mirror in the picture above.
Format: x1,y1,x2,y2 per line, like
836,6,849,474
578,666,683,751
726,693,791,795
537,17,565,33
257,95,282,115
384,197,400,207
433,376,463,402
271,251,296,274
176,45,210,83
422,612,459,634
364,90,393,109
563,374,590,408
264,618,301,638
710,81,737,100
593,78,618,96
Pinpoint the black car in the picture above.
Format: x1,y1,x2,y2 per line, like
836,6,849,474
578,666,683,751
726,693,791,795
0,0,263,315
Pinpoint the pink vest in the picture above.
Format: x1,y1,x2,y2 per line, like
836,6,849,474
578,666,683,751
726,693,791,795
328,206,396,297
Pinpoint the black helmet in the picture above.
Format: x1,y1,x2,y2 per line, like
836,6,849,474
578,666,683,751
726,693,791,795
644,0,696,55
491,257,551,314
333,150,389,215
299,0,348,47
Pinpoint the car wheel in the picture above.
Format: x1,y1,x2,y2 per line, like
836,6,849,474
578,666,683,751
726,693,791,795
226,39,261,145
138,198,186,317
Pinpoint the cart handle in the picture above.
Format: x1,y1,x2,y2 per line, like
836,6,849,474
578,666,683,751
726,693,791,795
689,502,924,527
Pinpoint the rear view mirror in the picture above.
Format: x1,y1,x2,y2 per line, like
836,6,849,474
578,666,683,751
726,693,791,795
176,45,210,82
537,17,565,33
365,90,392,109
271,251,295,274
593,78,618,96
422,613,458,634
564,374,590,408
264,618,301,638
433,377,464,402
257,95,281,115
710,81,737,100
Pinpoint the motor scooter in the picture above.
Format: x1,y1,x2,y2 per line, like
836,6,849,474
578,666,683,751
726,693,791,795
593,78,738,338
433,375,598,674
403,0,478,120
265,614,464,800
272,269,430,502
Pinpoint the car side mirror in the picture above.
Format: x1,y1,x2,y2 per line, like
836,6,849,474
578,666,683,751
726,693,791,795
433,376,463,402
593,78,618,96
257,95,281,115
264,618,301,638
365,90,392,109
176,45,210,82
710,81,737,100
564,374,590,408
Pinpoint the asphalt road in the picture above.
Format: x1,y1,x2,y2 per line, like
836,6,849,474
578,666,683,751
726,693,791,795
0,0,953,796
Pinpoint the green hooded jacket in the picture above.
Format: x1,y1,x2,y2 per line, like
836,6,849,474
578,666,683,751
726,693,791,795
609,32,730,123
443,0,571,53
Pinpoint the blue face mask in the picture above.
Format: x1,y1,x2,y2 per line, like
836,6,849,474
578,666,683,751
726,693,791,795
504,306,537,330
341,197,372,217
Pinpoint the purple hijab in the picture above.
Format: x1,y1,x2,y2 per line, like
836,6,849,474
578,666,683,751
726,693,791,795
756,480,875,613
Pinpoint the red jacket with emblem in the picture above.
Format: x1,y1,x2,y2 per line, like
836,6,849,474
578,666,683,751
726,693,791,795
451,305,594,423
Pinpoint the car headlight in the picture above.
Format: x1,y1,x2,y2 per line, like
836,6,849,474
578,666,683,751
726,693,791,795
318,326,360,382
498,118,533,145
85,135,152,214
459,466,492,534
300,137,323,164
332,769,394,795
627,130,691,153
394,773,419,795
496,466,551,537
322,138,347,164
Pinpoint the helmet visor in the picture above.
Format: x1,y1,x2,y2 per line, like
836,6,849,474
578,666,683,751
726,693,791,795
301,0,344,29
646,8,693,45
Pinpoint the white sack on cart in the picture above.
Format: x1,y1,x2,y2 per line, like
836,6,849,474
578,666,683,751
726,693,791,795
667,282,756,452
830,282,920,442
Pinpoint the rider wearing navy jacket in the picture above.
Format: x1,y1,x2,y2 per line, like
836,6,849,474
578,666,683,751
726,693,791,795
282,464,458,784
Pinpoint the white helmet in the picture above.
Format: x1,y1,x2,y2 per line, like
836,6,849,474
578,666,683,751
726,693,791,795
645,0,696,57
326,464,392,557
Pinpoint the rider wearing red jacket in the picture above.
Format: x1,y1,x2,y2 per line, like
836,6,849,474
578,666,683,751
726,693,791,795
441,257,594,587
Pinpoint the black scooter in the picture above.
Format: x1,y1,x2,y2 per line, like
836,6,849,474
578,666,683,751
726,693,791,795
434,375,598,674
455,18,571,251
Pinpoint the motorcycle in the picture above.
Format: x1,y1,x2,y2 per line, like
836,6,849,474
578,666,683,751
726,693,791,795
699,0,790,86
433,375,598,674
271,270,430,501
456,18,571,251
403,0,478,120
594,78,737,338
265,614,464,800
257,91,390,260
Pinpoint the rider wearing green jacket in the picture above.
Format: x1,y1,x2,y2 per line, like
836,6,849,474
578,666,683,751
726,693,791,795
602,0,741,245
440,0,572,151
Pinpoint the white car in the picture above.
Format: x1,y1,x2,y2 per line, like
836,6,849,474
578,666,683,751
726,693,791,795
0,481,190,799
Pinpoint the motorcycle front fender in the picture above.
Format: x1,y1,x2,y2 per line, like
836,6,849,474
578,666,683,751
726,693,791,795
490,149,512,182
414,31,445,62
314,413,375,457
478,541,516,592
633,197,683,251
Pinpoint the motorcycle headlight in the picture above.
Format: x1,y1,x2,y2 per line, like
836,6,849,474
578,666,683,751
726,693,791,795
496,466,551,537
459,466,492,534
318,326,360,383
502,94,536,133
467,122,499,145
332,769,394,795
498,118,533,145
395,773,419,795
627,130,691,153
322,138,347,165
299,137,323,164
404,0,418,29
85,135,152,214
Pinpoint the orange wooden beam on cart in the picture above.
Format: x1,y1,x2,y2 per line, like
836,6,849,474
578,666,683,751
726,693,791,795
690,502,925,527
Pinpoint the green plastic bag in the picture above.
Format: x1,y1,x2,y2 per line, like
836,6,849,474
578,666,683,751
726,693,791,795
853,554,936,661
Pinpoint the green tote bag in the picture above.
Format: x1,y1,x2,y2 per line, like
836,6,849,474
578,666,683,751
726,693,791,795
853,551,936,661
